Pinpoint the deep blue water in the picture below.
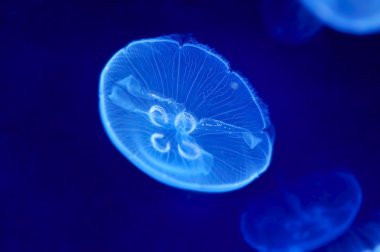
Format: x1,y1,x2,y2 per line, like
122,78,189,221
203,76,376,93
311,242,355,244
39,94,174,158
1,0,380,251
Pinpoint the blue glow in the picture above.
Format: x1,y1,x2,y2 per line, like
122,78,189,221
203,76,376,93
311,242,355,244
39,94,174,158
365,244,380,252
241,171,362,252
325,212,380,252
99,36,274,192
360,216,380,252
261,0,322,44
300,0,380,35
358,215,380,252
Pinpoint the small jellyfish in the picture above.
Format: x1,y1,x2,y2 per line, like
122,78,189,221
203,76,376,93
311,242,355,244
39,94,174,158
240,171,362,252
300,0,380,35
99,35,274,192
261,0,323,44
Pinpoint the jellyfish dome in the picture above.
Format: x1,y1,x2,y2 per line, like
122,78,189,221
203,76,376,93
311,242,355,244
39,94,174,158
99,35,274,192
300,0,380,35
241,171,362,252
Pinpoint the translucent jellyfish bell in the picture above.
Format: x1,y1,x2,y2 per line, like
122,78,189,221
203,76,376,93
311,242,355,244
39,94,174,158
99,35,274,192
241,171,362,252
300,0,380,35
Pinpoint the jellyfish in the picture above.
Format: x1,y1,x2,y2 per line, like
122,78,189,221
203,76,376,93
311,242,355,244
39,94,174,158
324,212,380,252
99,35,274,192
359,215,380,252
300,0,380,35
260,0,323,44
365,244,380,252
354,214,380,252
240,171,362,252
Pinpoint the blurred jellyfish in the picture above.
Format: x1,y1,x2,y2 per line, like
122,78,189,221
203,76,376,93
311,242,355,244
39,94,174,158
99,35,274,192
324,212,380,252
260,0,323,44
355,213,380,252
365,244,380,252
240,171,362,252
300,0,380,35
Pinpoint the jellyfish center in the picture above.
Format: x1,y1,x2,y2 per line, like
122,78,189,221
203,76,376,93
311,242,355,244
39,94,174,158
146,105,201,160
174,112,202,160
174,112,196,134
178,140,201,160
150,133,170,153
108,75,261,172
147,105,172,153
148,105,169,127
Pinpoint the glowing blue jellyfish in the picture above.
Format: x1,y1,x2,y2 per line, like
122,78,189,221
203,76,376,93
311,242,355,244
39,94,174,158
324,212,380,252
261,0,323,44
364,244,380,252
300,0,380,35
241,171,362,252
99,36,274,192
360,214,380,252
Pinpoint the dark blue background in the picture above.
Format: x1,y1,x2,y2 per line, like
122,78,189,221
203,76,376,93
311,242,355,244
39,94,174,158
1,0,380,251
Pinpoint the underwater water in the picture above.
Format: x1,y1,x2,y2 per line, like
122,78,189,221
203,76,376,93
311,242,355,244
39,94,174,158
241,171,362,252
260,0,323,44
1,0,380,251
99,36,273,192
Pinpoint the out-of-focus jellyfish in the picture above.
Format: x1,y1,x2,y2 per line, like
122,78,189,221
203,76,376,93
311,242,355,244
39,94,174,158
99,35,274,192
360,214,380,252
300,0,380,35
369,245,380,252
324,212,380,252
260,0,323,44
364,244,380,252
241,171,362,252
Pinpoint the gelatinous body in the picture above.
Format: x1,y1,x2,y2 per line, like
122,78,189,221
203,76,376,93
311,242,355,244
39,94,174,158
324,212,380,252
99,36,273,192
261,0,322,44
364,244,380,252
359,214,380,252
300,0,380,35
241,171,362,252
